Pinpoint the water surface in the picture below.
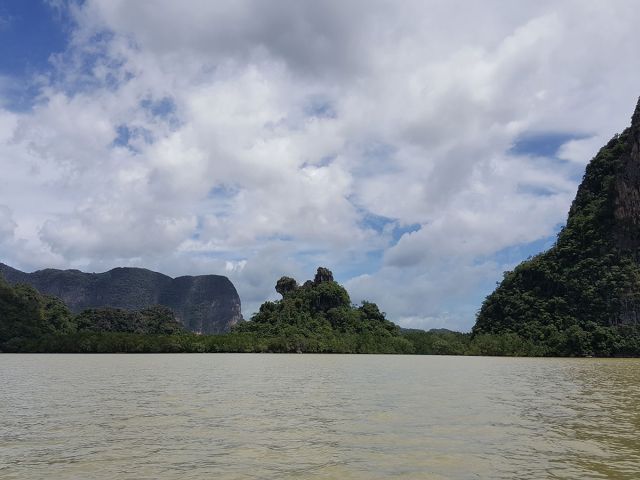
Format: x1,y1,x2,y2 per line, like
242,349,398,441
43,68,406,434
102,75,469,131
1,355,639,479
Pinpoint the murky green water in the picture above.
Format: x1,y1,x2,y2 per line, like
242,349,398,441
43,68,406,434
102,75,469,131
0,355,639,479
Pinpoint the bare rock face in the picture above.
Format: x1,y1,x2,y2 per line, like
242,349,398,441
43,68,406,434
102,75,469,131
0,264,242,333
614,97,640,252
314,267,334,284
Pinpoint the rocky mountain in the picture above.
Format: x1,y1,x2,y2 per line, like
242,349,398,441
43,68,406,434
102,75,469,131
0,263,242,333
474,97,640,343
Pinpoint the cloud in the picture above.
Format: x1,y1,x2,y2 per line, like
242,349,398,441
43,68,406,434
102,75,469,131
557,135,607,165
0,205,17,242
345,261,502,331
0,1,639,328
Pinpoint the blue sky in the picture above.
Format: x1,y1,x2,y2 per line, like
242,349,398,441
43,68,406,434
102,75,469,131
0,0,71,109
0,1,68,74
0,0,639,330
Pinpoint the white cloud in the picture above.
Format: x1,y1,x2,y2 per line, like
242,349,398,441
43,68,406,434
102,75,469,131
1,0,639,328
0,205,17,242
557,136,606,165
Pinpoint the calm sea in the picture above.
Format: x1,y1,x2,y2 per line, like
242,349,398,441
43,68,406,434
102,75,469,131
1,354,639,479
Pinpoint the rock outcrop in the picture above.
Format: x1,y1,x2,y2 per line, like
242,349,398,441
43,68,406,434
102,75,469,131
0,263,242,333
613,97,640,251
314,267,334,284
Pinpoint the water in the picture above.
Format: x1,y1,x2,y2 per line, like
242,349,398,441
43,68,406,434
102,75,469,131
0,355,639,480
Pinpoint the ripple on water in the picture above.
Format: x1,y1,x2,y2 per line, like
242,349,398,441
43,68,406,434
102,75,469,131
0,354,639,480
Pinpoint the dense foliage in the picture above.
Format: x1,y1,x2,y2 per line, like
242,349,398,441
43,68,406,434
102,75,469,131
7,325,583,355
232,268,414,353
404,330,548,356
0,276,75,348
474,107,640,356
75,305,185,334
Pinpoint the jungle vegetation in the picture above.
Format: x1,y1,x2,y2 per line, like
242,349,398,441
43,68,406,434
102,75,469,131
474,103,640,357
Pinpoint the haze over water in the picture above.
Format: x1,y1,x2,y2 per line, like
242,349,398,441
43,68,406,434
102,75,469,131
1,354,639,479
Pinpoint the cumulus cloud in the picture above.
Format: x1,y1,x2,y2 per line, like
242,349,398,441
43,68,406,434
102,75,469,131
0,0,639,329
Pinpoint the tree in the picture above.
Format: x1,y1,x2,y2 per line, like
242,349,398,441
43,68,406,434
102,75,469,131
275,276,298,297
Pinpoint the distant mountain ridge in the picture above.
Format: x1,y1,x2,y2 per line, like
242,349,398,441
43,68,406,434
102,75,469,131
0,263,242,333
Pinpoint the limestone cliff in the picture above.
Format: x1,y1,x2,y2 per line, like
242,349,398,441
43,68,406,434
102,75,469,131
0,264,242,333
475,97,640,337
613,98,640,251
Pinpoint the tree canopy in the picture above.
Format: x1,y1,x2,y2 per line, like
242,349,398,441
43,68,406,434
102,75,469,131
233,267,412,352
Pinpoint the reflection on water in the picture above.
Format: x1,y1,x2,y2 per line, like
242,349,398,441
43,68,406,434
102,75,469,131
0,355,639,479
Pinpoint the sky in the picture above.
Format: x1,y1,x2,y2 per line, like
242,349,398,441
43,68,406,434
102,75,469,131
1,0,639,331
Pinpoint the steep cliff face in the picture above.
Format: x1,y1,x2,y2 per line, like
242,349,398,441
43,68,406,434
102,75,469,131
160,275,242,333
613,98,640,251
475,98,640,337
0,264,242,333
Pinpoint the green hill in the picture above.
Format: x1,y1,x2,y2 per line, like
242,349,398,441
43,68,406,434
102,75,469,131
474,97,640,356
233,267,414,353
0,276,76,347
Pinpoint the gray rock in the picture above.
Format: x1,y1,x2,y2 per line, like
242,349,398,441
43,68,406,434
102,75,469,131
0,263,242,333
313,267,334,284
613,97,640,251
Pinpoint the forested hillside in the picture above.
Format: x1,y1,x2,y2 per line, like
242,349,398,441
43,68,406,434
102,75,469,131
474,98,640,356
